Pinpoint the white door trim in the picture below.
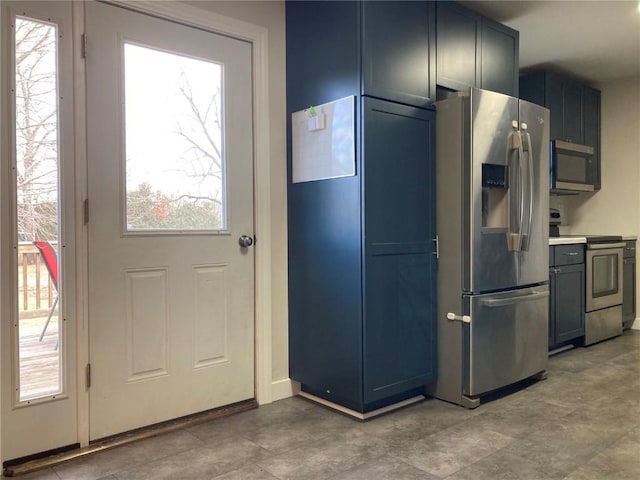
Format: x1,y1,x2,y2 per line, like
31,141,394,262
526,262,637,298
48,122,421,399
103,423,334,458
0,1,6,461
75,0,272,446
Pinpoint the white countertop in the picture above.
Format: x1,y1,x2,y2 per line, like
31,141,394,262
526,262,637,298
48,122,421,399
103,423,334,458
549,237,587,245
622,235,637,241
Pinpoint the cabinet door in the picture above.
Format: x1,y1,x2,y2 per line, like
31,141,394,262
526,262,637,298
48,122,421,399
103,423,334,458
480,19,519,97
553,263,585,344
362,98,437,404
583,86,601,189
545,73,565,140
436,2,480,91
549,270,556,347
623,257,636,323
362,1,435,107
563,80,583,143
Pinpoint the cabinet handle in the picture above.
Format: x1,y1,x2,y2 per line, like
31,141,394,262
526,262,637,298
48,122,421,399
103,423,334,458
563,252,579,256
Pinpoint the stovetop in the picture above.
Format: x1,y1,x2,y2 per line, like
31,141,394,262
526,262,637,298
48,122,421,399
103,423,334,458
557,234,623,243
583,235,623,243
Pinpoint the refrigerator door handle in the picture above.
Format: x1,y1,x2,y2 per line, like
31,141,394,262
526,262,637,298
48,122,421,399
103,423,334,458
506,130,525,251
519,128,535,251
480,290,549,307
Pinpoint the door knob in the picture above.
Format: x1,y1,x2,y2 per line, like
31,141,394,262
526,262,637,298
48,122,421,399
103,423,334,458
238,235,254,248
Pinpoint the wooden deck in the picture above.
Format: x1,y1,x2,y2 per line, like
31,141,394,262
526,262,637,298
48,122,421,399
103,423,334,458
19,315,61,401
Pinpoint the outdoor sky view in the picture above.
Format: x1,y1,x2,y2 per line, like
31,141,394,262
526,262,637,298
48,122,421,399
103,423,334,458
15,16,59,243
124,42,226,231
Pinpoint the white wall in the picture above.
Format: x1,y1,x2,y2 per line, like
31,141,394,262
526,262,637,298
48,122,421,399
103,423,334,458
184,2,290,388
551,75,640,327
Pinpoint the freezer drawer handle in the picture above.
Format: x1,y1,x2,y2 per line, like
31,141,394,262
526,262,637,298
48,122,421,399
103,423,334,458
480,291,549,308
446,312,471,323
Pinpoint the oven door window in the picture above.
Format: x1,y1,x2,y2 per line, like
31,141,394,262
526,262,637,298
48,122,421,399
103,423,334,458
592,253,619,297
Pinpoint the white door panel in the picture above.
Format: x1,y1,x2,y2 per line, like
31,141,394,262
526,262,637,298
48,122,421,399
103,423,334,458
86,2,254,440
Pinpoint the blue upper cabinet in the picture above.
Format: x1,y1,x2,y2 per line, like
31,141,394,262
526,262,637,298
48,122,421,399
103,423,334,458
362,1,436,108
285,1,360,111
436,2,519,97
582,85,601,189
435,2,481,91
520,71,601,190
480,18,519,97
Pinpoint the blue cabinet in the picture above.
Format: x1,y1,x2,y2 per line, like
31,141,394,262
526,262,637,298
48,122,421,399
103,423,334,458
623,241,636,329
362,1,435,107
582,86,601,190
480,18,519,97
286,1,437,413
549,244,585,349
363,98,437,404
520,72,601,190
435,2,480,91
436,2,519,96
562,79,584,144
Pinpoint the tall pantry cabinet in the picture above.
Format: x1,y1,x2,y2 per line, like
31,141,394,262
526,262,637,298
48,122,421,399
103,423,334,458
286,1,438,414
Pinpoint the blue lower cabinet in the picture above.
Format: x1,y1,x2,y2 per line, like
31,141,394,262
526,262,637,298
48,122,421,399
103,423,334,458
549,245,585,349
288,98,438,413
623,240,636,329
362,98,437,404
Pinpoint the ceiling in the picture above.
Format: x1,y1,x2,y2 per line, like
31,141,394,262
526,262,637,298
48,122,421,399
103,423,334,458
460,0,640,85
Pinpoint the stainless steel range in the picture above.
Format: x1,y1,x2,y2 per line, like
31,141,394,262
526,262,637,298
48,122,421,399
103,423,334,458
583,236,624,345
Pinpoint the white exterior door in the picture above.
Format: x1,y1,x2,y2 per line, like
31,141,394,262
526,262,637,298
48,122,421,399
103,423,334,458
86,2,255,440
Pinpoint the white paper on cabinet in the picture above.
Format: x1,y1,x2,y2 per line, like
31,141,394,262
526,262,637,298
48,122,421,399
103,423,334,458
291,95,355,183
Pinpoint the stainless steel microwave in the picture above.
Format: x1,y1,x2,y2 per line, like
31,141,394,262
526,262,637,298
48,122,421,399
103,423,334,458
550,140,595,193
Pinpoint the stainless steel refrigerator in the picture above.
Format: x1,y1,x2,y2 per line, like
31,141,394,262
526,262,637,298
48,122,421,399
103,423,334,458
427,88,550,408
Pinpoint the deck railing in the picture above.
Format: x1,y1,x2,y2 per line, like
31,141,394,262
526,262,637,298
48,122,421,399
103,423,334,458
17,241,57,319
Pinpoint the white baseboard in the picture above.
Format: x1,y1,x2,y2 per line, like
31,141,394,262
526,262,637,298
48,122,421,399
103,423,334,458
631,318,639,330
270,378,299,402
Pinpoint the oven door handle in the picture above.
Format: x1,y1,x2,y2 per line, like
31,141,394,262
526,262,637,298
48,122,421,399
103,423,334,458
588,242,626,250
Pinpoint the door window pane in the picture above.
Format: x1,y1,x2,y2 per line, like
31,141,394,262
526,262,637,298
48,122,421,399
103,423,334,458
15,16,62,401
124,43,225,231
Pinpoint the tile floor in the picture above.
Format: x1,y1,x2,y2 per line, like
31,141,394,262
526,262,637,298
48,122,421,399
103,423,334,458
10,330,640,480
